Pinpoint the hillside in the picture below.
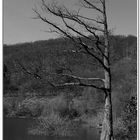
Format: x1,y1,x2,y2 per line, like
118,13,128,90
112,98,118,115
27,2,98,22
3,35,137,139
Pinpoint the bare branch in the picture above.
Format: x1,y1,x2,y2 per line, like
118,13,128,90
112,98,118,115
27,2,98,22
41,2,104,33
78,38,108,70
40,3,107,55
44,28,65,37
99,0,103,4
33,8,79,43
51,82,105,90
81,0,103,13
33,3,109,70
63,49,103,68
76,14,104,24
50,72,104,82
40,3,107,56
62,74,105,83
33,10,107,70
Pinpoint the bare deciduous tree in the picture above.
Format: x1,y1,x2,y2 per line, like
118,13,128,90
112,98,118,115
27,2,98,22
33,0,113,139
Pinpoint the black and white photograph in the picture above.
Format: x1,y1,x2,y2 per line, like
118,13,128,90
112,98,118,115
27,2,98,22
3,0,137,140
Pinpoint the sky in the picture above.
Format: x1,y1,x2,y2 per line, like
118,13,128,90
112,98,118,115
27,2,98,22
3,0,137,44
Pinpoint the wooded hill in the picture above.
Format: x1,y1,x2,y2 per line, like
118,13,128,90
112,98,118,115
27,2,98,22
3,35,137,117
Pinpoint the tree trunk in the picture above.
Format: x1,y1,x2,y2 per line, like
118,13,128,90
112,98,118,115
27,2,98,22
100,48,113,140
100,90,113,140
100,47,113,140
100,1,113,139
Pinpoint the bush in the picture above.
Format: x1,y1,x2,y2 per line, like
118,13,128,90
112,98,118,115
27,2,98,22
113,96,137,140
113,117,128,139
16,97,45,117
28,112,81,136
122,96,137,139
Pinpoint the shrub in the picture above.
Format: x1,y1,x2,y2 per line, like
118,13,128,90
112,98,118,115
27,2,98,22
113,96,137,140
28,112,81,136
113,117,128,139
122,96,137,139
16,97,45,117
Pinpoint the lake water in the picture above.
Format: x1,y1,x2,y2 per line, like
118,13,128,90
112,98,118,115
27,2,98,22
4,118,100,140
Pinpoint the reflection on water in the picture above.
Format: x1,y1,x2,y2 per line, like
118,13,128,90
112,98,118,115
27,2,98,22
4,118,100,140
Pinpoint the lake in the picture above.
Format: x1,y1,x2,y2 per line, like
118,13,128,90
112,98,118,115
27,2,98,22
4,118,100,140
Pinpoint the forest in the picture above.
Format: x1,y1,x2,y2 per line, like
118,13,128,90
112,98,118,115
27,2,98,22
3,35,137,140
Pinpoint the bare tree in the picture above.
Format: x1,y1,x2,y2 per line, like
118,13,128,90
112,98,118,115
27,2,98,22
33,0,113,139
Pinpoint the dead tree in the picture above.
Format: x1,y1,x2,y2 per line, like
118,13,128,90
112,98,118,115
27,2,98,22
33,0,113,139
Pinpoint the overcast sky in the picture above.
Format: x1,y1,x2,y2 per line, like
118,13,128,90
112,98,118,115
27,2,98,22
4,0,137,44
